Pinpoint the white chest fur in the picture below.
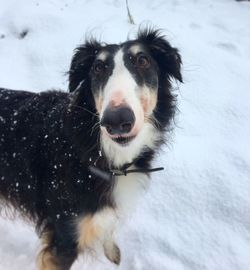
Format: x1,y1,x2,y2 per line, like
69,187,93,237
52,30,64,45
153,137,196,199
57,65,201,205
113,171,149,216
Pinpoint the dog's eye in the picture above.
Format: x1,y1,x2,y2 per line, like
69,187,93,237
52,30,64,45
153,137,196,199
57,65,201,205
93,61,105,74
136,54,150,68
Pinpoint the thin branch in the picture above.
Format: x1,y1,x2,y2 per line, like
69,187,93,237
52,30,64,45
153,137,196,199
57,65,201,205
126,0,135,25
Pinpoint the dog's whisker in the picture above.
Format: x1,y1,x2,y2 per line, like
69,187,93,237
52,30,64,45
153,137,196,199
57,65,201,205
70,104,99,117
90,121,101,136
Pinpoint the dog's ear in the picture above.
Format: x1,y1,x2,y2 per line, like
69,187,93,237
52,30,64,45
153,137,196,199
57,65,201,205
68,39,102,92
138,29,183,83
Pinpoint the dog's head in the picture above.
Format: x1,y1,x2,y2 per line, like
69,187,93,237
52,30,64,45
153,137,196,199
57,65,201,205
68,29,182,167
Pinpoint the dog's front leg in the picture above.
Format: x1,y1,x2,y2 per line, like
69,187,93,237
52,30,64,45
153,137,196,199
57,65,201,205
77,207,121,264
103,239,121,265
38,224,78,270
38,247,76,270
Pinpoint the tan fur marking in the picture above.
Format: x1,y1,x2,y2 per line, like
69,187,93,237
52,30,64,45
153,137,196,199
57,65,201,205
77,208,118,255
37,232,59,270
97,51,108,61
94,94,103,114
38,250,59,270
77,214,100,251
140,89,157,116
129,44,142,55
149,91,157,114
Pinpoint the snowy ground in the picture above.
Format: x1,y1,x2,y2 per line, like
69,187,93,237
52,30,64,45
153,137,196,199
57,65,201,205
0,0,250,269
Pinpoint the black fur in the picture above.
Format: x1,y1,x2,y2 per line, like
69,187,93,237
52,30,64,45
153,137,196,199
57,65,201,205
0,29,182,269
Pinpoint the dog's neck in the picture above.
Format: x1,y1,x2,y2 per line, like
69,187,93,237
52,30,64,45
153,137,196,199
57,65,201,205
87,148,164,182
89,163,164,182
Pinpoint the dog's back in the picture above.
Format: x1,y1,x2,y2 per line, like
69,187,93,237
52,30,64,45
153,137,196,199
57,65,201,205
0,88,68,221
0,89,37,212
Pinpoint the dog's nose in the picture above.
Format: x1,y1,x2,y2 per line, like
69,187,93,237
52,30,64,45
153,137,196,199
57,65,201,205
100,106,135,135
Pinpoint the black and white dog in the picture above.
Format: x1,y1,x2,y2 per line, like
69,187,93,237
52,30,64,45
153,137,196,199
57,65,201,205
0,29,182,269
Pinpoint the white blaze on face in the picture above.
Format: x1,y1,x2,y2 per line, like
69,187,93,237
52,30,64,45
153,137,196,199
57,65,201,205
100,49,144,136
99,49,161,167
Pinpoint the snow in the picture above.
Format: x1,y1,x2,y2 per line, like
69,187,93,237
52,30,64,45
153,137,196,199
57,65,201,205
0,0,250,269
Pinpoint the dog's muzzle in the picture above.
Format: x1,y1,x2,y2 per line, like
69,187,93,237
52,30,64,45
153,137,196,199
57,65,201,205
100,105,135,136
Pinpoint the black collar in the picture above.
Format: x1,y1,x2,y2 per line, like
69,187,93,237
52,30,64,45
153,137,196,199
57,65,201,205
89,162,164,182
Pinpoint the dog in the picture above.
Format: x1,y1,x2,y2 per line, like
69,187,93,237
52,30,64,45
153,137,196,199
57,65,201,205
0,28,182,269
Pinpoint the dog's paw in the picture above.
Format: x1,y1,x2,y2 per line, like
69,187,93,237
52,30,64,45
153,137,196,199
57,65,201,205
103,241,121,265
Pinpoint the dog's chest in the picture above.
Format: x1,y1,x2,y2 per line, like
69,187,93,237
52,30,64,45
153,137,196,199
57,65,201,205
77,171,149,251
112,171,149,215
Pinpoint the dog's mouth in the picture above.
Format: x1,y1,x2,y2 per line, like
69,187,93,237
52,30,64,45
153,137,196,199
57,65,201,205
111,135,136,146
